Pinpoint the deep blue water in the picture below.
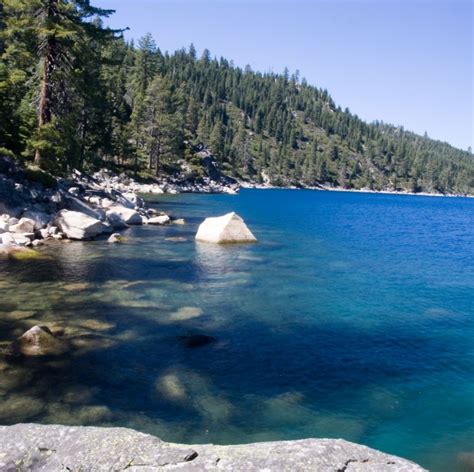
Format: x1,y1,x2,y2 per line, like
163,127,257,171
1,189,473,471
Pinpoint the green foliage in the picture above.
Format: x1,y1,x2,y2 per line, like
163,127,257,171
0,3,472,194
24,166,58,188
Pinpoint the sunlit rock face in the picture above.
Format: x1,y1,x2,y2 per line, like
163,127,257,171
106,206,142,225
55,210,107,240
195,212,257,244
0,424,427,471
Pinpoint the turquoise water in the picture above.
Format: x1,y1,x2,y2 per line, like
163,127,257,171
1,189,473,471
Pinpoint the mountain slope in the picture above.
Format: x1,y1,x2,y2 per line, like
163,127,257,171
153,50,473,194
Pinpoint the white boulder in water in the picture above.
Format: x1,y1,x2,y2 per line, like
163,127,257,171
55,210,107,240
195,212,257,244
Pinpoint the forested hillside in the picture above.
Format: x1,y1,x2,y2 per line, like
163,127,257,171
1,1,473,194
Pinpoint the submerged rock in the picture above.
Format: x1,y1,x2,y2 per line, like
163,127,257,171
169,306,203,321
0,424,426,471
0,245,43,260
107,233,124,243
55,210,107,240
13,325,68,357
195,212,257,244
178,334,217,348
155,373,187,401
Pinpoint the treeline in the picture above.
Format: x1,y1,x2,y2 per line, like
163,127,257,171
1,1,473,194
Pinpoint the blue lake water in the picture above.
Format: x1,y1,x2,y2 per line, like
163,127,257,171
1,189,473,471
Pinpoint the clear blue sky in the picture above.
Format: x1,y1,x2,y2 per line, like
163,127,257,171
95,0,473,151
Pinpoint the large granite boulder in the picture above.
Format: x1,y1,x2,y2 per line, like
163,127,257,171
0,424,426,471
64,194,106,221
106,206,142,225
195,212,257,243
55,210,107,240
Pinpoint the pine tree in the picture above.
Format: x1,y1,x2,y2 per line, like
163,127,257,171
2,0,117,169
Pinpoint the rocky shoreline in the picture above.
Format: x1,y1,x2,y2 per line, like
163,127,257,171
1,152,471,258
0,158,216,257
240,180,473,198
0,424,426,471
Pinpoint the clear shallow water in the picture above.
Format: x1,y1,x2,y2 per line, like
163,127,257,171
1,189,473,471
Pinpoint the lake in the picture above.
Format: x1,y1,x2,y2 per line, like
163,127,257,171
1,189,473,471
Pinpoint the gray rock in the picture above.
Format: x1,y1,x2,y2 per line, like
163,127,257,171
196,212,257,244
68,186,81,196
106,206,142,225
148,215,170,225
64,194,106,221
107,233,124,243
0,424,426,471
12,234,31,246
0,232,15,245
9,217,35,233
22,210,50,230
55,210,107,240
38,228,49,239
106,211,128,229
12,325,68,356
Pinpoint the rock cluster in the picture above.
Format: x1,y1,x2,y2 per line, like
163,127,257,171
0,424,427,471
0,157,177,252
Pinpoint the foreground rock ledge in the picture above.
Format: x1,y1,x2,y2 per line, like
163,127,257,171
0,424,426,471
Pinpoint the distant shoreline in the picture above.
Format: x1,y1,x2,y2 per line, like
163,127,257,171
238,182,473,198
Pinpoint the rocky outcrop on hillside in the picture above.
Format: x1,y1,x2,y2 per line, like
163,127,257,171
0,424,426,471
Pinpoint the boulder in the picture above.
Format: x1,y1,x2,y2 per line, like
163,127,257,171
13,326,68,356
148,215,170,225
22,210,50,230
0,424,427,471
55,210,107,240
195,212,257,244
9,217,35,233
0,245,43,260
107,233,124,243
106,206,142,225
38,228,49,239
64,195,106,221
173,218,186,225
106,212,128,229
0,232,15,245
0,219,9,233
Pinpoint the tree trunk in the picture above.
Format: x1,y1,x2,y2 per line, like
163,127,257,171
34,35,56,168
